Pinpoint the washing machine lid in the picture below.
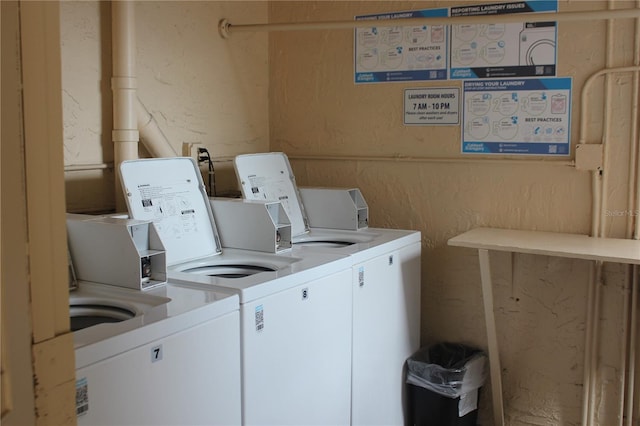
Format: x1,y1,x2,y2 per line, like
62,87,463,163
119,157,223,266
234,152,310,237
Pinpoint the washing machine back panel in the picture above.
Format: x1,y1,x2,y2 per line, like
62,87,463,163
234,152,310,237
120,158,223,266
351,242,422,426
75,311,241,426
240,268,352,425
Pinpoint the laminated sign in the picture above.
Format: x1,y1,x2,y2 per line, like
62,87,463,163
449,0,559,79
354,8,449,83
461,77,572,155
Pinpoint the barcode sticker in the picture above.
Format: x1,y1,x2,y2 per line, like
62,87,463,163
255,305,264,332
76,377,89,416
358,267,365,287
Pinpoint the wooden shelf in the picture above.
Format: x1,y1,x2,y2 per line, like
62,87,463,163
448,227,640,265
447,227,640,426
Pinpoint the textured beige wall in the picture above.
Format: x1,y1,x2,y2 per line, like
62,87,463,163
269,1,638,425
61,1,269,212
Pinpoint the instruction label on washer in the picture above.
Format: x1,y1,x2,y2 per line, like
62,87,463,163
404,87,460,125
462,77,571,155
449,0,558,79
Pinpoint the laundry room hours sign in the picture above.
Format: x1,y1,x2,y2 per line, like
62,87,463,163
403,87,460,125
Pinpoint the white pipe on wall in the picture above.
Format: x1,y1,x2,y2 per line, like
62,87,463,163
600,6,615,241
112,1,138,210
590,265,605,426
633,1,640,243
578,66,640,238
579,66,640,146
601,5,631,425
64,163,112,172
220,8,640,36
136,97,178,158
287,154,574,166
577,64,640,426
627,269,639,426
631,269,639,423
627,4,640,424
582,262,597,426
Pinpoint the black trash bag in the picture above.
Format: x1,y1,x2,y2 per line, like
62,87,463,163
406,342,487,399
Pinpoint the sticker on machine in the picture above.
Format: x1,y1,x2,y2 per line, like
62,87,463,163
255,304,265,332
76,377,89,416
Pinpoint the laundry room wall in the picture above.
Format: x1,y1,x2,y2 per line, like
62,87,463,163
60,1,269,213
268,1,639,425
58,0,639,424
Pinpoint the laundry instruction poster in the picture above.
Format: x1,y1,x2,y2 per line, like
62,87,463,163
354,7,449,83
462,77,571,155
450,0,558,79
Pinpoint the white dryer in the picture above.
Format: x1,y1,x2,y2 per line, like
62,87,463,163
119,157,354,426
71,280,241,426
234,152,422,426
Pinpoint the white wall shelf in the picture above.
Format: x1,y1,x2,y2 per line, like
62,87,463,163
449,227,640,264
448,227,640,426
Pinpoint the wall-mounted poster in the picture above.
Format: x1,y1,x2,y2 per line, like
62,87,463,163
354,8,449,84
450,0,558,79
461,77,571,155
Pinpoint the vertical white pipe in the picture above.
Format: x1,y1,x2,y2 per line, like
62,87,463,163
633,0,640,242
112,1,138,210
627,268,639,426
577,64,640,426
593,173,602,239
583,262,597,426
621,263,632,426
623,17,640,423
601,5,632,424
594,5,617,424
600,2,614,240
589,264,604,426
627,3,640,424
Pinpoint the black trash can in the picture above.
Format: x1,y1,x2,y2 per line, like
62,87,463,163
405,342,487,426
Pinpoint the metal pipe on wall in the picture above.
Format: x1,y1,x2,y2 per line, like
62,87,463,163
601,5,631,425
626,3,640,423
64,163,112,172
111,3,177,212
112,1,138,211
287,154,574,166
136,97,178,158
577,64,640,426
624,33,640,423
219,8,640,37
582,262,598,426
634,0,640,242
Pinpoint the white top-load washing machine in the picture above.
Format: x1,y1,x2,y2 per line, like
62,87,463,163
72,282,241,426
233,152,422,426
119,157,354,426
67,215,241,426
